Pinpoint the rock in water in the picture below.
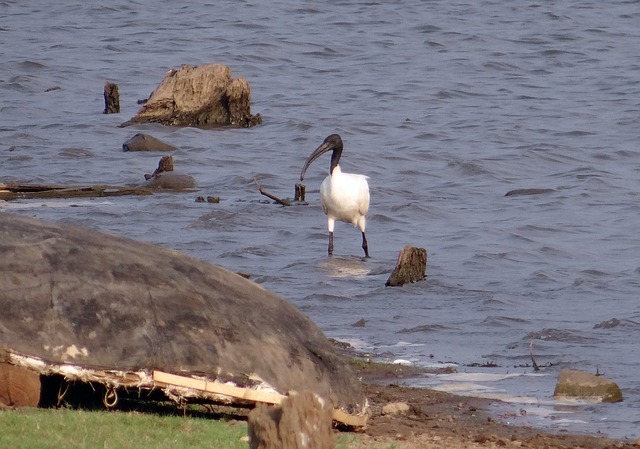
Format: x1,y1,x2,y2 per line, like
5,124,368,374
0,212,365,414
386,246,428,286
554,369,623,403
123,133,178,152
120,63,262,128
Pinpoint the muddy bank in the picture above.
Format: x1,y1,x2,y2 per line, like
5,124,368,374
347,359,639,449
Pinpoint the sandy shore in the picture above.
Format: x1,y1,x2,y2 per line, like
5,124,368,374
344,359,639,449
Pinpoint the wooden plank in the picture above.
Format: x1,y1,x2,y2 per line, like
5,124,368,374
0,183,153,201
153,370,285,405
152,370,368,427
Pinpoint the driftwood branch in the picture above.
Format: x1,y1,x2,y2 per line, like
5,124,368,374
253,178,290,206
529,340,539,371
0,183,152,201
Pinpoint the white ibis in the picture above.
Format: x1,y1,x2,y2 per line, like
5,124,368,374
300,134,370,258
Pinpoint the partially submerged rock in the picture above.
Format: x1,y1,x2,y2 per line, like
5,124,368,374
123,133,178,152
554,369,623,403
143,172,197,190
120,63,262,128
142,155,196,190
505,188,555,197
0,213,366,416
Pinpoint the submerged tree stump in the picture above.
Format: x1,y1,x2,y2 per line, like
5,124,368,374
248,391,334,449
0,363,41,407
144,155,174,180
103,81,120,114
386,246,428,287
294,183,305,202
143,155,196,190
120,63,262,128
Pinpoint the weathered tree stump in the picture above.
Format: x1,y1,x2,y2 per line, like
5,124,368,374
103,81,120,114
386,245,427,286
123,133,178,152
0,363,41,407
248,391,334,449
120,63,262,128
144,155,174,180
294,183,305,202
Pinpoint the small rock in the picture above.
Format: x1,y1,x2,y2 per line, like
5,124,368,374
123,133,178,152
351,318,366,327
143,172,196,190
554,368,623,402
381,402,410,416
504,188,555,197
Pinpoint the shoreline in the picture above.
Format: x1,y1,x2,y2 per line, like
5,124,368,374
347,358,639,449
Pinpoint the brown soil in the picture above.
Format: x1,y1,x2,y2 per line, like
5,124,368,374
345,360,639,449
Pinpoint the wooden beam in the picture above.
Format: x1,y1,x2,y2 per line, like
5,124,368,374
152,370,368,427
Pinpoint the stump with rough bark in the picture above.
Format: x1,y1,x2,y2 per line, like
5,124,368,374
0,363,41,407
248,391,334,449
103,82,120,114
120,63,262,128
386,246,428,286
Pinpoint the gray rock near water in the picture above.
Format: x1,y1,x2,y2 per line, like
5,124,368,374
143,171,197,190
0,212,366,413
122,133,178,152
554,369,623,403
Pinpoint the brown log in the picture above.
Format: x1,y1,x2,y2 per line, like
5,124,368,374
254,178,291,206
248,391,334,449
0,363,41,407
386,246,428,287
0,183,152,201
103,81,120,114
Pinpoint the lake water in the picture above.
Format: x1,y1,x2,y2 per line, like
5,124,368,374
2,0,640,439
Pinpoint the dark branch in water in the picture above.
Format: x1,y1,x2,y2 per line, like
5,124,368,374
253,178,290,206
529,341,540,372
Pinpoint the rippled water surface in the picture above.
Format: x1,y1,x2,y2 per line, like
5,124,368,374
2,0,640,439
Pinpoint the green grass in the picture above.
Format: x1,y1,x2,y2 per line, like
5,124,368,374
0,408,249,449
0,407,388,449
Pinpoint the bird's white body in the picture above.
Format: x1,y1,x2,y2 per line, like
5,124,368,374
300,133,371,257
320,165,369,234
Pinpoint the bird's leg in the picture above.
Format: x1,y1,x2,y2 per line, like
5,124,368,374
328,231,334,256
361,232,370,258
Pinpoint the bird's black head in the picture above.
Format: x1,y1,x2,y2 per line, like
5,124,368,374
300,133,344,181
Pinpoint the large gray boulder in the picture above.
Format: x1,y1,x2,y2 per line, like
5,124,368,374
554,369,623,403
0,212,365,414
